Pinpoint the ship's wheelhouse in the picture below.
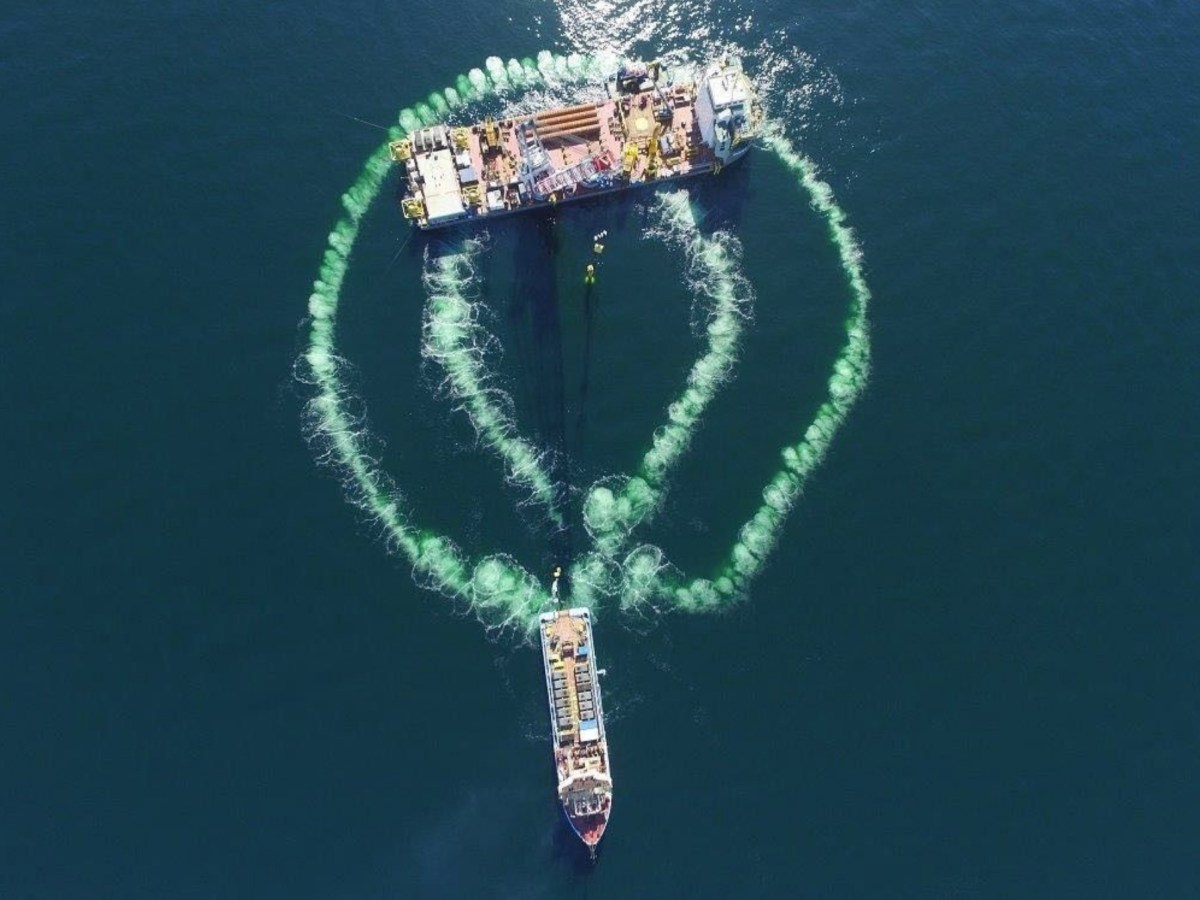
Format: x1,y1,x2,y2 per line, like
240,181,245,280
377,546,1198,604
696,60,753,163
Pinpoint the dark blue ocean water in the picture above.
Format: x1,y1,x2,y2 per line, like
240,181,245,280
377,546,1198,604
3,1,1199,897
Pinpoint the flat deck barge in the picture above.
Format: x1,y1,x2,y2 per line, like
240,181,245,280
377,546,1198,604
390,56,761,229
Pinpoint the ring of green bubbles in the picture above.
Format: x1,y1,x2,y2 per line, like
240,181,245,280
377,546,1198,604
302,51,872,633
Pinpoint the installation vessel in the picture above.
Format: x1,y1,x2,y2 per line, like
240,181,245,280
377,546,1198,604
538,569,612,857
390,56,761,229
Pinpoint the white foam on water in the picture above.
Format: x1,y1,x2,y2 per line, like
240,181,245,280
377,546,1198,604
583,189,754,557
421,240,565,527
506,58,525,87
669,124,873,611
567,551,622,609
398,108,420,132
619,545,679,612
304,50,873,628
414,102,437,126
486,57,510,92
299,53,607,634
467,68,489,99
574,124,873,615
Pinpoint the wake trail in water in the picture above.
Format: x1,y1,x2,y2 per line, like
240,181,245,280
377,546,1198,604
300,52,607,634
581,190,754,558
672,125,873,611
302,48,872,627
573,124,873,612
421,240,565,527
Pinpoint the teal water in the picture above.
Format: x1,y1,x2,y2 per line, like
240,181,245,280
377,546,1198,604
3,1,1199,896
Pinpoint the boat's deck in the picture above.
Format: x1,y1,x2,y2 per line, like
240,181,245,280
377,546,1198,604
395,57,761,228
432,82,715,218
542,611,610,783
541,608,613,848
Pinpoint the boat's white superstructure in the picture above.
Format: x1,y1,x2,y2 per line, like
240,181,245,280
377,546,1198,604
538,571,612,856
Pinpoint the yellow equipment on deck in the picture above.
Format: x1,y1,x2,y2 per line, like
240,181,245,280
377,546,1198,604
401,197,426,220
451,127,471,150
621,142,639,177
389,139,413,162
482,116,501,150
645,124,663,178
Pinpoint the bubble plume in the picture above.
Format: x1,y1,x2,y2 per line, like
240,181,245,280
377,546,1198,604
600,124,874,612
421,239,565,527
582,189,754,558
302,52,874,628
301,52,606,633
672,125,872,609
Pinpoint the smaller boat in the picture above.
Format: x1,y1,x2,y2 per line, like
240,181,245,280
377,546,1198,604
539,569,613,857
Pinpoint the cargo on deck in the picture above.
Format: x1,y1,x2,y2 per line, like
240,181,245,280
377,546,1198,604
539,572,613,856
390,56,762,229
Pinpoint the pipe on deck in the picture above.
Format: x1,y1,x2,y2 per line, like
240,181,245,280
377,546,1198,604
534,103,600,124
540,124,602,141
536,113,600,132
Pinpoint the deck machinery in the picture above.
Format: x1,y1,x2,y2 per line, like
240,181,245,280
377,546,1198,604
391,55,762,228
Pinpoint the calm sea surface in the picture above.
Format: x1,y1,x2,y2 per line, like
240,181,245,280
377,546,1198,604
3,1,1198,897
